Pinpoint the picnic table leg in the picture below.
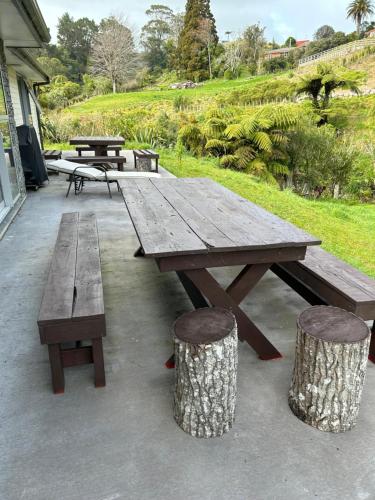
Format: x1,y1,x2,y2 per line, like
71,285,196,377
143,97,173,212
184,268,282,360
134,246,145,257
369,321,375,364
48,344,65,394
92,338,106,388
226,264,271,304
176,271,209,309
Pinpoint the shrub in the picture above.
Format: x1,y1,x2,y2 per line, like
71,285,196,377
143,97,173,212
224,69,235,80
287,122,356,196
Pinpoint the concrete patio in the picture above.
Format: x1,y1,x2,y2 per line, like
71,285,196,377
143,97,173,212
1,162,375,500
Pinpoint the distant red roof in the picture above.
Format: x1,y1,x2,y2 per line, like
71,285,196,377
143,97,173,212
296,40,310,47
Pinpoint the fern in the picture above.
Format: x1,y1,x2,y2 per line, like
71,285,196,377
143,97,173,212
220,155,239,169
252,131,273,152
234,146,256,169
205,139,230,156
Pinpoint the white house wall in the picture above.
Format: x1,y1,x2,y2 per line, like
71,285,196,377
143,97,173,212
7,67,23,126
7,66,41,144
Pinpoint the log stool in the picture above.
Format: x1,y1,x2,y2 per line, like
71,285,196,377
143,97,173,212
173,307,238,438
289,306,371,433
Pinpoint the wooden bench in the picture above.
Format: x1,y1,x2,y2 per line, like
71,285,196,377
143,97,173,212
38,212,106,394
271,245,375,361
43,150,62,160
76,146,122,156
133,149,159,172
65,155,125,171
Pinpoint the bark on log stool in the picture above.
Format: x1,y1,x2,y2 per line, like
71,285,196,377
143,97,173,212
289,305,371,433
173,307,238,438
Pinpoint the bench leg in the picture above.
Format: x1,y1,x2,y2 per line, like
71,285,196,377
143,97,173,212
369,321,375,364
92,338,106,388
118,163,124,172
48,344,65,394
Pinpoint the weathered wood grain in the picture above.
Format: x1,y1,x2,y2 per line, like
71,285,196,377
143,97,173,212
38,213,79,324
74,213,105,321
275,246,375,320
120,178,319,257
120,178,207,257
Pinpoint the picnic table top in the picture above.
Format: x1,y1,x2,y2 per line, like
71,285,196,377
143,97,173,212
119,177,321,258
69,136,125,146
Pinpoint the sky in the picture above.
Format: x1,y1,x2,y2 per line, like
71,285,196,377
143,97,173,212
37,0,355,44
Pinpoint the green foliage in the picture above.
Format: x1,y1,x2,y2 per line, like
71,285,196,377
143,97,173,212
178,122,206,155
287,121,357,196
222,78,297,105
314,25,336,40
304,32,352,57
177,0,218,81
56,13,98,80
347,0,375,35
39,76,81,109
296,63,364,120
284,37,296,47
36,56,68,78
203,105,298,183
141,5,176,72
224,69,235,80
173,94,191,111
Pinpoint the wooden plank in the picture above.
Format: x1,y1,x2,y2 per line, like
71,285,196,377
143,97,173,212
157,246,307,272
301,246,375,302
70,136,124,145
277,246,375,320
151,178,320,251
73,213,105,321
152,180,235,250
38,213,78,324
119,178,207,257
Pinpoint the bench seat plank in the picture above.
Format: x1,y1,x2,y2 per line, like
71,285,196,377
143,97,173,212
38,213,79,324
275,246,375,320
74,213,105,321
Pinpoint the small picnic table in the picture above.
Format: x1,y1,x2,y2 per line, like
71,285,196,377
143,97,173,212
69,136,125,157
119,177,321,360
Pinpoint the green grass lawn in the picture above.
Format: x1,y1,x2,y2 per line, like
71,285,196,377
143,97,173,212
159,150,375,278
66,74,273,114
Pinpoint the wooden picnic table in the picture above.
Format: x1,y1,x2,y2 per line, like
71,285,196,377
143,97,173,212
69,136,125,157
119,177,321,360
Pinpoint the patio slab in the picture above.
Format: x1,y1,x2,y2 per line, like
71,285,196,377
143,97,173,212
0,167,374,500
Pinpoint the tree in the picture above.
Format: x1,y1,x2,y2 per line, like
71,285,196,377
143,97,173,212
347,0,374,36
242,24,266,71
177,0,218,81
284,36,296,47
296,63,362,123
223,38,244,77
36,56,68,78
57,13,98,79
314,25,335,40
195,18,215,78
141,5,175,72
90,16,137,93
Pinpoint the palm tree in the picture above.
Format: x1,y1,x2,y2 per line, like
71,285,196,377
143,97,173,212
347,0,374,37
296,63,362,123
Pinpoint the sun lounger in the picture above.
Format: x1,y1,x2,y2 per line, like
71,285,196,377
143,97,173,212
47,159,161,198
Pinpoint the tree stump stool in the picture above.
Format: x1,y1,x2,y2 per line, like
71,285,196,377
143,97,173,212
289,306,371,433
173,307,238,438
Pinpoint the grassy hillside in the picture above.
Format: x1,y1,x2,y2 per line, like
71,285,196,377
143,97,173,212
66,74,274,114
